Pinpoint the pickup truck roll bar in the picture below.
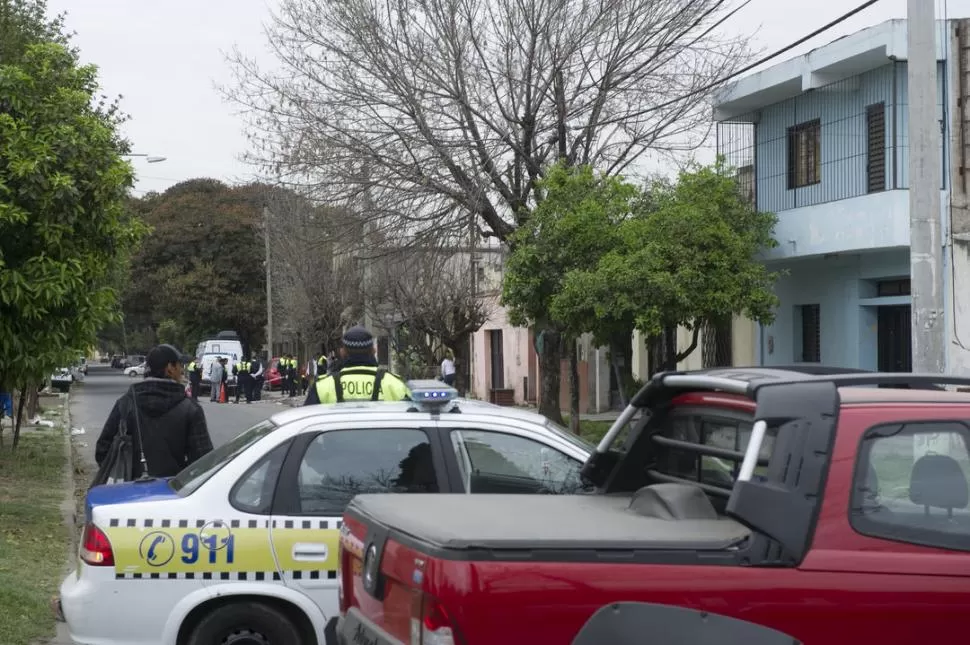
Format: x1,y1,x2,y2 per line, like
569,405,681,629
600,369,970,455
737,420,768,483
650,434,768,465
594,404,639,453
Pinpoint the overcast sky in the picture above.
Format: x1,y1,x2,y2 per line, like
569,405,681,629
46,0,965,194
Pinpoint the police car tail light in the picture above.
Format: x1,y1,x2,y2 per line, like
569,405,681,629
410,592,456,645
79,523,114,567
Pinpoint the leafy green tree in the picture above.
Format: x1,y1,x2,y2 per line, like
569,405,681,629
552,161,780,377
0,42,138,447
0,0,70,65
122,179,268,355
502,164,637,424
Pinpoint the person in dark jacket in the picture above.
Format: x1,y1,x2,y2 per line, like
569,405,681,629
95,344,213,479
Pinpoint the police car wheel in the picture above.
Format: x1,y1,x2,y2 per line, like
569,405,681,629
187,601,301,645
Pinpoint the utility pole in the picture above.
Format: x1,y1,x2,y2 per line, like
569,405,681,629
907,0,946,373
264,205,273,361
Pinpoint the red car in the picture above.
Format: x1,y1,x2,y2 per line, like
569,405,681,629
265,357,283,391
334,368,970,645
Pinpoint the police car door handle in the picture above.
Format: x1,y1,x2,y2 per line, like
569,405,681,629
292,543,330,561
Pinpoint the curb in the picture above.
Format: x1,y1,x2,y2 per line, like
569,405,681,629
45,393,77,645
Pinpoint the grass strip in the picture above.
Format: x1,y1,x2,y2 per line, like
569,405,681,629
0,431,67,645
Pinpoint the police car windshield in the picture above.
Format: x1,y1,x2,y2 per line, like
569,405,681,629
543,420,596,452
170,420,276,496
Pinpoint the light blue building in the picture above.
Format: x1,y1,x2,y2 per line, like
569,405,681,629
713,19,967,372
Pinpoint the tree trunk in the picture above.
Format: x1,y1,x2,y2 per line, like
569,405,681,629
450,337,472,396
27,385,39,420
609,331,634,407
675,324,702,365
12,385,27,450
569,338,580,435
536,328,564,425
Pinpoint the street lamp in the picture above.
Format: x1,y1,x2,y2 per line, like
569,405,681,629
124,153,167,163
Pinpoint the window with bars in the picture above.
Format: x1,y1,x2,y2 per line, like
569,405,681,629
866,103,886,193
787,119,822,189
797,304,821,363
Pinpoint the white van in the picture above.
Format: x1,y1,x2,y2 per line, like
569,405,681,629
194,331,244,392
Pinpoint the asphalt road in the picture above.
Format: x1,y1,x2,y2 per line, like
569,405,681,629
70,365,293,471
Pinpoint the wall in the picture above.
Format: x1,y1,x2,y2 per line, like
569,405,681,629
470,296,533,404
946,19,970,375
754,62,945,214
763,189,912,260
759,249,910,370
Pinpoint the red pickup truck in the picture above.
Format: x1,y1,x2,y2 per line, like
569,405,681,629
332,368,970,645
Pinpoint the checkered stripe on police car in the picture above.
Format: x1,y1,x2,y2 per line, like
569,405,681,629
114,570,339,581
115,571,281,581
107,518,344,529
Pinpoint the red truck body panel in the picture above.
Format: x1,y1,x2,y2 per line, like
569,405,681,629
340,388,970,645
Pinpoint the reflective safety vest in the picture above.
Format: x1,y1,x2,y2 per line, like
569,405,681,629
314,365,410,403
187,361,197,372
237,361,251,374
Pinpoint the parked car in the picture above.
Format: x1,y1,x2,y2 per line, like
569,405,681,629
262,357,284,391
335,369,970,645
49,368,73,393
56,382,593,645
123,362,147,378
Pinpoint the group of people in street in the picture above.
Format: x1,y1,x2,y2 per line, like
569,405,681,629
231,356,265,404
94,325,451,485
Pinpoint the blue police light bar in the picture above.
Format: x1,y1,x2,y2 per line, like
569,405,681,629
407,380,459,405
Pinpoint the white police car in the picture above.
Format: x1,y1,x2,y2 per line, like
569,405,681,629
57,382,593,645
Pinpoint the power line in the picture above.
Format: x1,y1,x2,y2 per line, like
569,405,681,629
608,0,884,125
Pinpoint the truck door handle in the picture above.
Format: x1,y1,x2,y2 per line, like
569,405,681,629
292,543,330,561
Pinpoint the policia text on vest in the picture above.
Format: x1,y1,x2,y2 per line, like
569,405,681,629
309,365,409,404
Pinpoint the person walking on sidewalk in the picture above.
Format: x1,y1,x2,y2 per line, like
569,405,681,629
440,350,456,387
95,344,213,479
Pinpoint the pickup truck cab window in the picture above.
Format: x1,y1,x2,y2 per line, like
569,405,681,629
449,429,586,494
852,421,970,551
297,428,439,515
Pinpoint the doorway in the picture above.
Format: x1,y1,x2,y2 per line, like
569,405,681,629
877,305,912,372
488,329,504,389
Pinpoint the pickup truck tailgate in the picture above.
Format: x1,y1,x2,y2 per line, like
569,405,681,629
341,509,463,645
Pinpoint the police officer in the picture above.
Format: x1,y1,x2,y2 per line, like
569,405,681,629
280,354,292,397
250,355,264,400
186,358,202,401
304,326,409,405
232,357,252,404
287,354,299,398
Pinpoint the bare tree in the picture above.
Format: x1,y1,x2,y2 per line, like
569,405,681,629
262,187,365,358
367,242,490,393
228,0,749,419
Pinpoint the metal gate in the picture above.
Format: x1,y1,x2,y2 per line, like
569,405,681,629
702,318,733,368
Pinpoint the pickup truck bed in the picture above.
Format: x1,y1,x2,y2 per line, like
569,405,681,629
350,492,750,553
